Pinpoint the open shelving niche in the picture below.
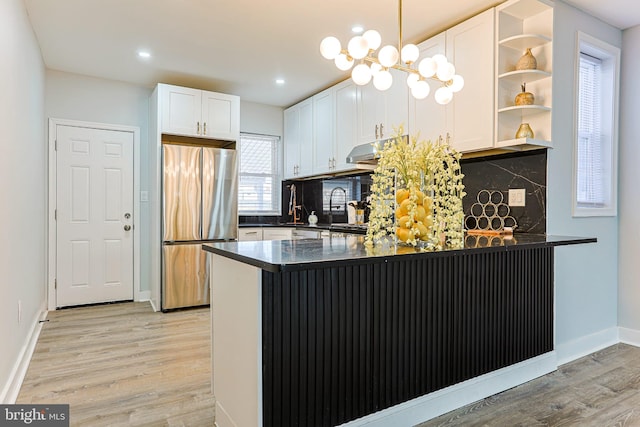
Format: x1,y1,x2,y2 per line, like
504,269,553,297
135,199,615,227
495,0,553,150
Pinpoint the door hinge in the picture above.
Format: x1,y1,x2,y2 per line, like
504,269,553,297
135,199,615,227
54,209,57,220
54,139,57,151
54,279,57,289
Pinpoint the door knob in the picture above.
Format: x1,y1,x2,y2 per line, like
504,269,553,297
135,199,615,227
124,225,132,231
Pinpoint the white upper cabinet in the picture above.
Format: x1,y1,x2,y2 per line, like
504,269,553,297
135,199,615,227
160,83,239,141
357,68,408,144
409,9,495,153
284,98,313,179
447,8,495,152
408,33,447,142
334,79,358,171
312,87,336,174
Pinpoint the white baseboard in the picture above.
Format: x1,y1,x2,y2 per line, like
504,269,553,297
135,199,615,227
1,307,48,404
618,327,640,347
339,352,557,427
556,326,619,366
135,290,150,302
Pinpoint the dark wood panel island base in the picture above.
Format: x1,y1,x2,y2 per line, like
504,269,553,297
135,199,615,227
203,234,595,427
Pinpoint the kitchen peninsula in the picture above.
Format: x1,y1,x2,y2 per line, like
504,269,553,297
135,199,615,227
203,233,595,427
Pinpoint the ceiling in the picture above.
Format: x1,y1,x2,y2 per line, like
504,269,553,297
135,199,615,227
23,0,640,109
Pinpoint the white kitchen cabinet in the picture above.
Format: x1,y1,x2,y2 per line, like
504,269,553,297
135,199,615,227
446,8,495,152
357,68,408,144
495,0,553,149
292,229,321,240
334,79,358,171
408,33,447,142
284,99,313,179
312,80,359,175
160,83,240,141
237,227,263,241
408,9,495,153
262,228,293,240
312,87,336,174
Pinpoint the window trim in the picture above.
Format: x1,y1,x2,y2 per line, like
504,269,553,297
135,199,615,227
237,132,282,216
572,31,620,217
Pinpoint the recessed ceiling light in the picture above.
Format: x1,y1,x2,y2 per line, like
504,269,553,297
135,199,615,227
137,51,151,59
275,79,285,85
352,25,364,33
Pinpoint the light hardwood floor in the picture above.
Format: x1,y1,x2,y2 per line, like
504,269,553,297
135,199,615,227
17,302,214,426
417,343,640,427
17,302,640,426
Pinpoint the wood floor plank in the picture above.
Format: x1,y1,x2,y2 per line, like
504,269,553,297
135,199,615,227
18,302,640,426
17,302,214,426
417,344,640,427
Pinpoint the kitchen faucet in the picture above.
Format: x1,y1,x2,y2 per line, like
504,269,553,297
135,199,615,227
328,186,347,224
288,184,301,224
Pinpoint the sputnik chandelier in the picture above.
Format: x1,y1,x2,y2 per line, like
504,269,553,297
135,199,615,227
319,0,464,103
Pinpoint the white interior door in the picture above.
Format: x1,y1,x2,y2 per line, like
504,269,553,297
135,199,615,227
55,124,134,307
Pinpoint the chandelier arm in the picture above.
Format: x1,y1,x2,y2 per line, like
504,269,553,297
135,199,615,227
359,55,452,85
398,0,403,53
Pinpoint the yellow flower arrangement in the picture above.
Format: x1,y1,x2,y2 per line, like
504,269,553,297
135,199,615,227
365,126,466,251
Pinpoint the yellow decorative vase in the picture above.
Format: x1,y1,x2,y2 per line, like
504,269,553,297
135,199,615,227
514,83,535,106
516,48,537,70
515,123,534,139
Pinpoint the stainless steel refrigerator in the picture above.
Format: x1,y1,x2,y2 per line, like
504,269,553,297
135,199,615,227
162,143,237,310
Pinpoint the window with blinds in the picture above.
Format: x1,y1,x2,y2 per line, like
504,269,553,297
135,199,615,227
573,33,619,217
577,53,604,207
238,133,281,215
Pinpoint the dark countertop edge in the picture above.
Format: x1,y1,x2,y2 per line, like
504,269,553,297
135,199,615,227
203,236,597,273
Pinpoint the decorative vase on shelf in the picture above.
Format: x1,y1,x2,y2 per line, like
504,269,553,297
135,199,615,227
516,48,537,71
515,123,534,139
515,83,535,106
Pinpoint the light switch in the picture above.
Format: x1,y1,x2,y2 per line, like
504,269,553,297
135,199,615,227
508,189,526,207
140,190,149,202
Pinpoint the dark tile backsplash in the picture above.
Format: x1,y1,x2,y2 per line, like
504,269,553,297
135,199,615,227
241,150,547,233
461,149,547,234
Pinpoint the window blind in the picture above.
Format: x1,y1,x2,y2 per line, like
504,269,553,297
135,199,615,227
577,53,604,207
238,133,281,215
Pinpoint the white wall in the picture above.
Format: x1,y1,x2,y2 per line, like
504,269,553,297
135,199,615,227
0,0,47,402
618,25,640,334
548,1,622,363
45,71,153,292
240,100,284,137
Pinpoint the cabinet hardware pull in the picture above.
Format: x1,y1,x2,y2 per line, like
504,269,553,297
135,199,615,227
375,124,379,140
380,123,384,138
197,121,201,134
203,122,207,135
246,231,257,235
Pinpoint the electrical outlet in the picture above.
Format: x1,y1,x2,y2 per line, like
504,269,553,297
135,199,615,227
509,189,526,207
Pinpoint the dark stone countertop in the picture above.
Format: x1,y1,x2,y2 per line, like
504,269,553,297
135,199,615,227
239,222,368,234
202,233,596,273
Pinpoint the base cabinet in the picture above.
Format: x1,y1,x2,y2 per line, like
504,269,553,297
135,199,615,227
238,227,263,241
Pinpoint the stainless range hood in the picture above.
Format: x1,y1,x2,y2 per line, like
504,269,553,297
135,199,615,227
346,135,408,164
